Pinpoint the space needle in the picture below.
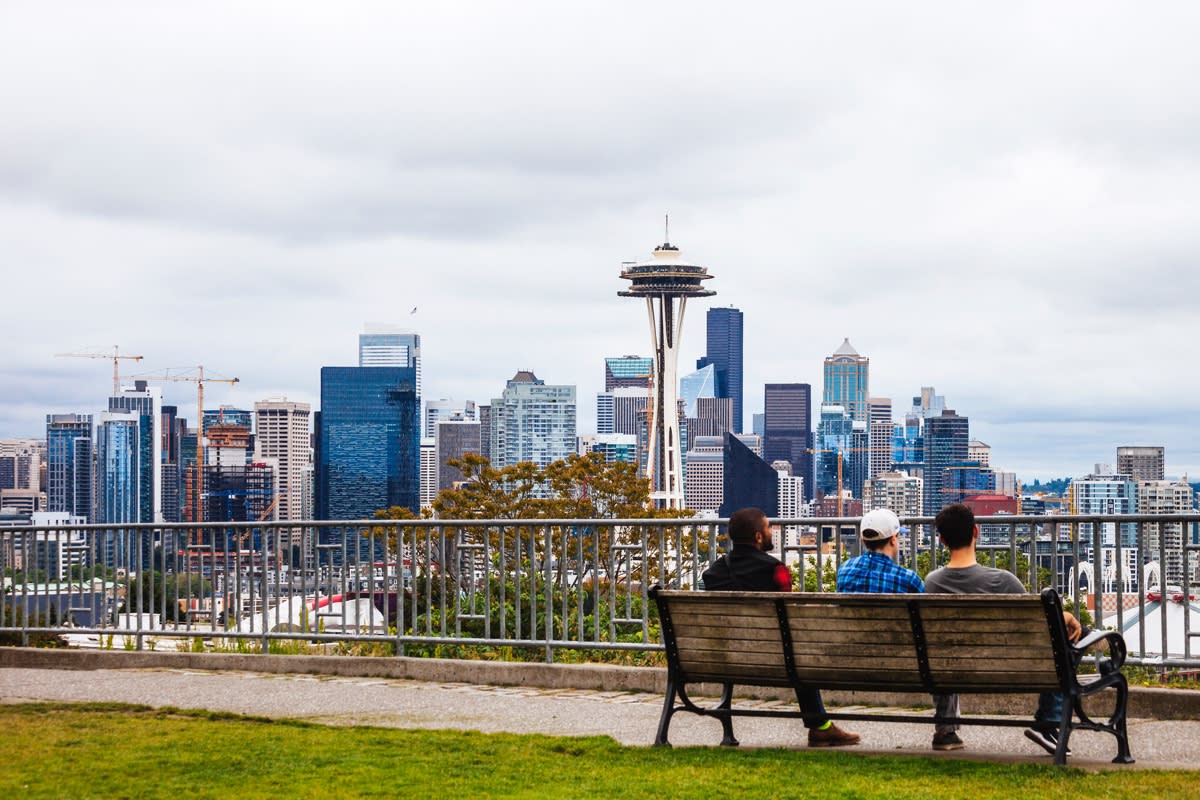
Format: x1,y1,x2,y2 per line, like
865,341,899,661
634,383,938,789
618,221,715,508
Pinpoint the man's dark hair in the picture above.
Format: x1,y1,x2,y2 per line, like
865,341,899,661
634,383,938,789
862,536,891,552
934,503,975,550
728,507,767,544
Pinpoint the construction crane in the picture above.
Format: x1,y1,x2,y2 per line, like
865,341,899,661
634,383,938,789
136,366,239,522
55,346,144,395
806,447,875,517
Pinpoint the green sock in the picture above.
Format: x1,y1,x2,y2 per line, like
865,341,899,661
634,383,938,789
817,721,832,731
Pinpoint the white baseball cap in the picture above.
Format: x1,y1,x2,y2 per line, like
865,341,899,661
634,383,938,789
860,508,901,542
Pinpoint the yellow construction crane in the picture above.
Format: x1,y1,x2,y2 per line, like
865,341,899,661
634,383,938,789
136,367,239,522
55,346,144,394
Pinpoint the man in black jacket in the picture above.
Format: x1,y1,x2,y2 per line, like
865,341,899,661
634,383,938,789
701,507,860,747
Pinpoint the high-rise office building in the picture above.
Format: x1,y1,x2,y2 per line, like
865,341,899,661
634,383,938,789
719,432,777,518
359,324,422,397
620,237,715,507
815,404,853,498
696,306,743,434
579,434,638,465
424,399,476,439
1117,446,1165,481
683,435,724,513
862,470,923,519
943,461,996,506
108,382,163,524
489,370,576,471
1138,479,1192,585
419,437,437,509
93,410,142,568
774,461,805,564
922,409,969,515
1069,470,1139,591
316,366,420,522
868,398,893,479
679,364,717,418
823,339,869,424
47,417,92,522
763,383,813,502
968,439,992,468
604,356,652,391
436,418,482,491
596,387,649,437
0,439,41,492
254,398,311,522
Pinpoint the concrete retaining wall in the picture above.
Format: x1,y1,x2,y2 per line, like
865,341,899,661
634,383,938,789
3,647,1197,720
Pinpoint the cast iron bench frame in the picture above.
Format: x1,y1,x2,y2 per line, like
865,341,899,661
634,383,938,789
650,586,1133,765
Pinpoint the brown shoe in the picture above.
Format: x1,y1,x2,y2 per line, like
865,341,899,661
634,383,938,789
807,723,861,747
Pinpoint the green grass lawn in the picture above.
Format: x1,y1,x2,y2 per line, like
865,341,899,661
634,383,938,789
1,703,1192,800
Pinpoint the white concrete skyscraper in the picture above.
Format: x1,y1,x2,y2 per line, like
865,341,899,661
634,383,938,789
253,398,311,522
619,232,715,508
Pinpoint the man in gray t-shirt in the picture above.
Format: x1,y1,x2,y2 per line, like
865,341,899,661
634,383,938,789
925,503,1082,756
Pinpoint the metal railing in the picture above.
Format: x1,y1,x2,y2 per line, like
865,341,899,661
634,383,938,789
2,514,1198,667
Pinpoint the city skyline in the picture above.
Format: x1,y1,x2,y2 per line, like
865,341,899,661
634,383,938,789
3,4,1199,481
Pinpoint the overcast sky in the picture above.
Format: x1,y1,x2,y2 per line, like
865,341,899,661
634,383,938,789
2,2,1198,481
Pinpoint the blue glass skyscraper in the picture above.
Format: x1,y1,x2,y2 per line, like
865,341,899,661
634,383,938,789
697,306,743,434
46,413,94,522
316,366,420,522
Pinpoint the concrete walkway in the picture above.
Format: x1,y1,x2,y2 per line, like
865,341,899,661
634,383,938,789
4,662,1199,771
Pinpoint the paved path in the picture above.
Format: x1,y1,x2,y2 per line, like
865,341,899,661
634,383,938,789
2,667,1198,770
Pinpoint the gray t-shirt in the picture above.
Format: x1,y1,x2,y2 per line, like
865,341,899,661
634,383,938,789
924,563,1025,595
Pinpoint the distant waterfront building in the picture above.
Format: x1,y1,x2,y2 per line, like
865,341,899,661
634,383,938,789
46,414,93,522
254,398,311,522
922,409,969,515
1117,446,1165,481
316,366,420,525
763,383,813,502
696,307,743,434
823,339,869,424
489,370,576,472
359,324,422,397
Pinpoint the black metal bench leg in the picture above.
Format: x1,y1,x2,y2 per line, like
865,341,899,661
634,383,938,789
1109,678,1135,764
717,682,740,747
1054,717,1072,766
654,678,677,747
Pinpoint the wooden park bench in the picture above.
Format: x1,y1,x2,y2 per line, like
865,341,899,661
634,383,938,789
649,586,1133,765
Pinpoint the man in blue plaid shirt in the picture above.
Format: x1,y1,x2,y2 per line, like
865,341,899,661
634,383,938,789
836,508,924,594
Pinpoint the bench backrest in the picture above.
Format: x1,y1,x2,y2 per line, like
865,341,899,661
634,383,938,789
653,589,1070,695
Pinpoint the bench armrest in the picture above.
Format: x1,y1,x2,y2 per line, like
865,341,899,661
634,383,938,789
1073,629,1127,670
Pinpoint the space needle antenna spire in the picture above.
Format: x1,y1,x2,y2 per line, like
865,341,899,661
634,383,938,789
618,224,715,509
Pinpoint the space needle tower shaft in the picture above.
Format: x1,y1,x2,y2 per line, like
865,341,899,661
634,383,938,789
618,223,715,508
